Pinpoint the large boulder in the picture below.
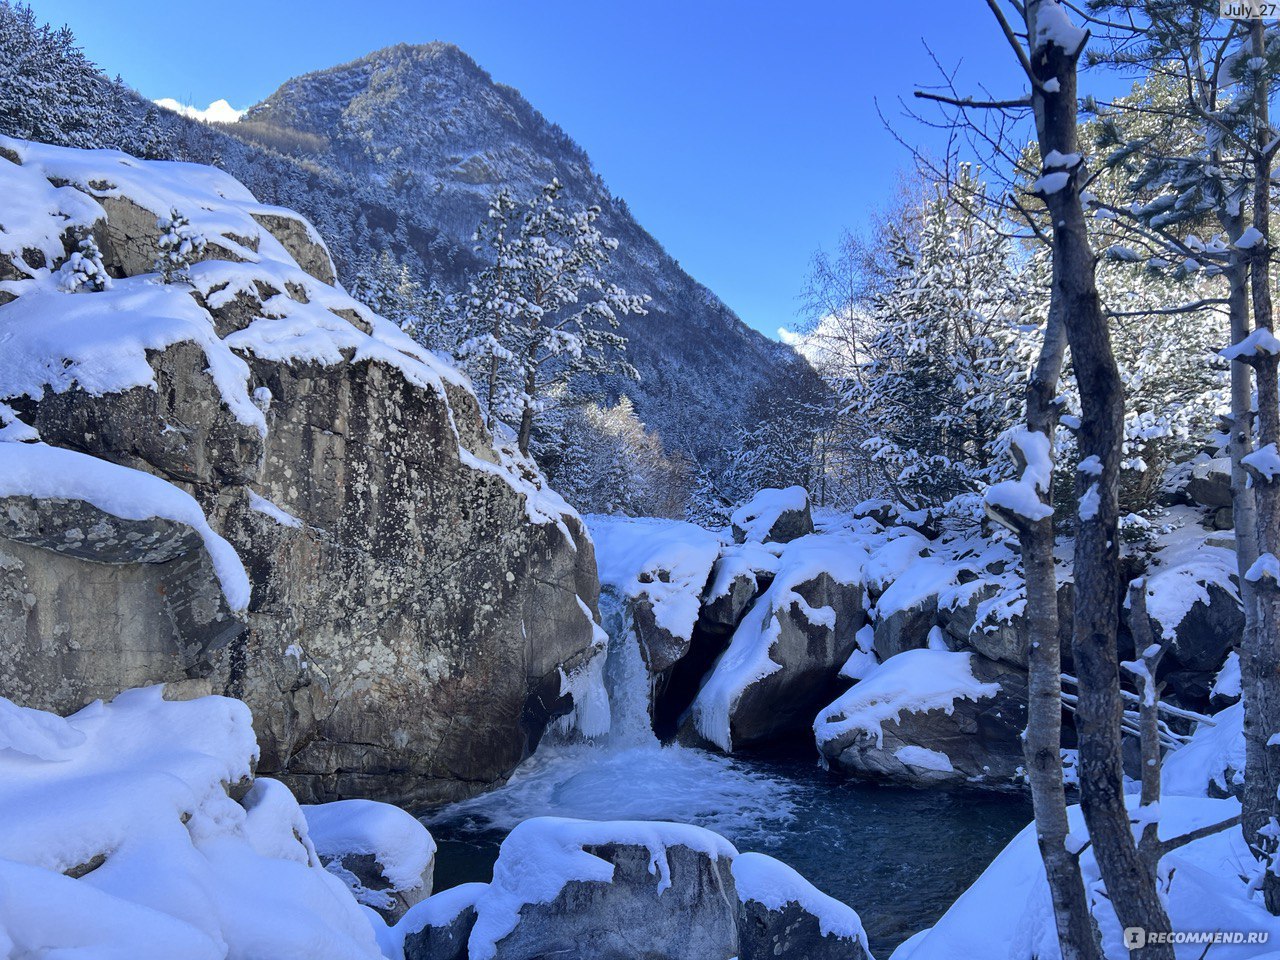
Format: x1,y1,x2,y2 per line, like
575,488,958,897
469,819,741,960
733,853,871,960
727,570,865,746
590,517,721,675
1149,582,1242,674
938,580,1074,670
683,534,866,752
1125,527,1243,714
700,541,781,632
456,819,871,960
869,557,961,662
731,486,813,545
1185,457,1233,509
872,594,937,662
0,139,602,805
815,649,1028,788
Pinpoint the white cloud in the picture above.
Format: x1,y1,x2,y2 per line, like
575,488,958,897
153,98,245,125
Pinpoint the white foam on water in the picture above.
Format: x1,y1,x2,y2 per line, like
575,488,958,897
432,590,798,847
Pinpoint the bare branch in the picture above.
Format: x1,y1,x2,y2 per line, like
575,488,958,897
914,90,1033,110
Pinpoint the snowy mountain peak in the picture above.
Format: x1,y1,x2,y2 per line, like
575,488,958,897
236,41,815,457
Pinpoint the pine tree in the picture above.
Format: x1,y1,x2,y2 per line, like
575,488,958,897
458,180,649,454
154,208,206,283
56,234,111,293
352,250,426,333
851,167,1029,511
0,2,123,149
137,104,171,160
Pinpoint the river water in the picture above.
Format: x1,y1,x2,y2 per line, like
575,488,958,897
425,598,1031,956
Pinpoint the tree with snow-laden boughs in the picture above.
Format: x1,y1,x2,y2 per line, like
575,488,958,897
533,389,690,517
849,165,1031,512
459,179,649,455
56,234,111,293
154,207,206,283
351,249,425,335
1085,0,1280,914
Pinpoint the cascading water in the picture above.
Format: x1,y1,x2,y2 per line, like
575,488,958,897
433,587,799,840
597,588,661,747
426,589,1032,955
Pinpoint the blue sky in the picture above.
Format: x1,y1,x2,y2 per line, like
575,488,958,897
31,1,1080,338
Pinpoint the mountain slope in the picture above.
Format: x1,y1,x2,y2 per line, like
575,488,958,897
239,43,815,457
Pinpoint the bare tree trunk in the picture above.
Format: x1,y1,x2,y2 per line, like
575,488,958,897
1015,260,1101,960
516,352,538,456
1127,580,1164,871
1023,4,1174,953
1222,219,1260,585
1241,18,1280,914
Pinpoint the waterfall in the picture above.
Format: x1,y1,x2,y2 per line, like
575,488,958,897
598,588,659,747
433,586,798,846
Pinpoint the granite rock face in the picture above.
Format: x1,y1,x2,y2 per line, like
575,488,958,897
487,842,740,960
818,653,1028,788
725,571,865,747
0,138,601,805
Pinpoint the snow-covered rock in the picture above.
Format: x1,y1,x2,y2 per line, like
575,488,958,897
590,515,722,673
685,533,867,751
873,593,941,662
700,540,782,631
402,817,873,960
467,817,741,960
397,883,486,960
1162,701,1245,799
0,687,382,959
1124,513,1242,709
303,799,437,922
0,137,601,805
731,486,814,545
937,579,1072,670
815,649,1027,788
734,852,871,960
1185,456,1233,508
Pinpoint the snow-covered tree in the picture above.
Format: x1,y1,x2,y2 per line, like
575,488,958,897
458,180,649,455
154,208,206,283
56,234,111,292
849,166,1031,510
0,1,119,149
685,377,830,524
352,250,426,333
534,390,690,517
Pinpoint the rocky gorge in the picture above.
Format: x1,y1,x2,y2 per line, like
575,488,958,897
0,136,1254,960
